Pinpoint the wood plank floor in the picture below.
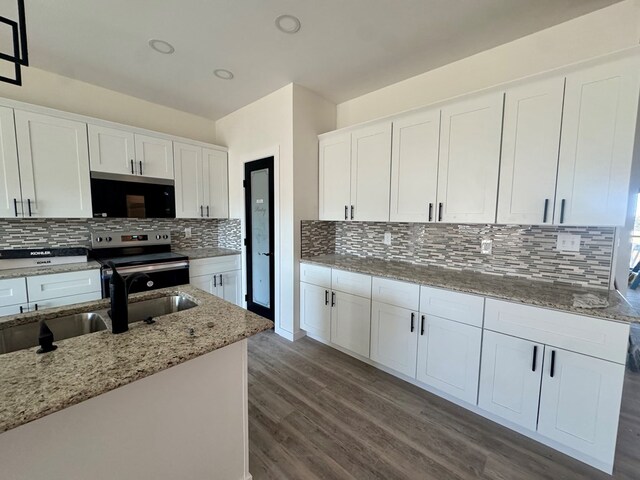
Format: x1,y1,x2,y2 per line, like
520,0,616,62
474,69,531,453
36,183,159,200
247,330,640,480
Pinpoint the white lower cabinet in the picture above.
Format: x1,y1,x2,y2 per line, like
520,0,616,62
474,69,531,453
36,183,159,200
370,301,418,377
189,255,243,307
331,291,371,358
537,347,625,467
27,292,101,311
300,282,331,341
416,314,482,404
0,304,28,316
478,331,543,430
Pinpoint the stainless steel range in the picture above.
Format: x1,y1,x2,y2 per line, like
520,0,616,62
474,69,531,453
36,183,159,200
89,230,189,298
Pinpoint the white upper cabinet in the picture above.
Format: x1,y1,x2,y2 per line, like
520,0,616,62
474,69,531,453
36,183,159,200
203,148,229,218
0,107,21,218
174,143,228,219
555,57,640,226
497,77,565,225
319,132,351,221
88,125,136,176
390,110,440,223
14,110,92,218
134,133,174,180
437,92,504,224
174,142,204,218
350,122,392,222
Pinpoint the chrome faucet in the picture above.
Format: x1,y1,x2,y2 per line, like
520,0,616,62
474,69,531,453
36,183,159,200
107,262,150,334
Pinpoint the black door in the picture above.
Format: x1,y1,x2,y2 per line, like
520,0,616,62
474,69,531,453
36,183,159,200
244,157,275,321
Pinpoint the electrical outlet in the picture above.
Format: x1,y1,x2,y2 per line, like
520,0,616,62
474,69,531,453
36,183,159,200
383,232,392,246
556,233,581,252
184,227,192,238
481,239,492,255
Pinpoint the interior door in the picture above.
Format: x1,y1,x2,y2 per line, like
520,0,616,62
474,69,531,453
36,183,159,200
203,148,229,218
14,110,92,218
88,124,136,175
319,132,351,221
174,142,204,219
245,157,275,321
437,92,504,223
390,109,441,223
0,106,21,218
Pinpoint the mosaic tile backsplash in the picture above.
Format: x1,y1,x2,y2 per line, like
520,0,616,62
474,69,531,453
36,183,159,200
301,221,615,289
0,218,242,251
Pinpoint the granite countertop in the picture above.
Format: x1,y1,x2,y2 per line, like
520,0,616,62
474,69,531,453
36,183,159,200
301,254,640,324
175,247,242,260
0,285,272,434
0,260,101,280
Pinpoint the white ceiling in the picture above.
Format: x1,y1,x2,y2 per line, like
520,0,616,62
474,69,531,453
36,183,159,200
0,0,622,120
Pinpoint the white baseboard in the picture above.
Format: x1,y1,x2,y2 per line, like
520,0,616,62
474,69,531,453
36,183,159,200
274,327,306,342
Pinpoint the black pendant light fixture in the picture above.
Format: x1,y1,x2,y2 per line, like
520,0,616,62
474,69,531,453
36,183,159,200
0,0,28,86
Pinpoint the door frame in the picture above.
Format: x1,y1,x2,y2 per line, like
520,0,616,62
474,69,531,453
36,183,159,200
244,156,275,321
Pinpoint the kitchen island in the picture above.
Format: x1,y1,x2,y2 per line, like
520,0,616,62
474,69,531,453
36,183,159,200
0,285,272,480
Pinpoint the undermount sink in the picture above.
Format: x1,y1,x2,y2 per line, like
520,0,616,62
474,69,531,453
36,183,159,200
118,295,197,324
0,313,108,355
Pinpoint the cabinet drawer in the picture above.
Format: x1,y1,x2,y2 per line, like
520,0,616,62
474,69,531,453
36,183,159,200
419,286,485,327
29,292,102,311
190,255,241,277
372,277,419,310
26,270,101,302
484,299,630,364
331,269,371,298
0,278,28,307
300,263,331,289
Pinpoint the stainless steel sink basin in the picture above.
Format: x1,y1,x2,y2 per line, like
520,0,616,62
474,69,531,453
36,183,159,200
121,295,197,324
0,313,108,355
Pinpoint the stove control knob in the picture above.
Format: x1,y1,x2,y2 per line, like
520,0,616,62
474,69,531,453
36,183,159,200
105,237,112,242
156,234,161,240
162,234,169,240
95,237,103,243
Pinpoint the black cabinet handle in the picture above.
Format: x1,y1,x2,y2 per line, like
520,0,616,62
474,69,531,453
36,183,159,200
139,160,143,175
438,203,443,222
200,205,204,217
131,159,134,174
543,199,549,223
351,205,354,220
34,303,38,311
213,275,217,288
428,203,433,222
19,305,23,314
344,205,348,220
560,199,566,224
206,205,210,217
420,315,425,335
550,350,556,378
331,291,336,307
410,312,415,332
325,290,329,306
13,198,18,217
27,198,32,217
532,345,538,372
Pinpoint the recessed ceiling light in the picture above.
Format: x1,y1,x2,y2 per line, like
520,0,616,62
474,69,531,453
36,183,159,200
148,39,175,54
214,69,234,80
275,14,301,34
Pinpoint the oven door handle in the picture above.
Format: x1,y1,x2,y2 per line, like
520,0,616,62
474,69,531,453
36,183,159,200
102,261,189,277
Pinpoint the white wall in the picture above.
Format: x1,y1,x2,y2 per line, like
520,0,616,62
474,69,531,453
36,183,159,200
336,0,640,128
0,67,216,143
215,84,294,338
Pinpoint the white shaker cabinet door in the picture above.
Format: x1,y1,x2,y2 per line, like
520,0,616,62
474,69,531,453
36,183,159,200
190,275,216,296
14,110,92,218
555,57,640,226
134,133,174,180
88,124,136,175
478,331,543,431
220,270,242,306
350,122,392,222
390,110,440,223
319,132,351,221
370,301,418,377
300,282,331,342
498,77,565,225
203,148,229,219
538,347,625,468
174,142,204,219
416,315,482,404
330,291,371,359
437,92,503,224
0,106,21,218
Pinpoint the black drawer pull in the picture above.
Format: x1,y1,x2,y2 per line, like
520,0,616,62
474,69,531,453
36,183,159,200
532,346,538,372
331,291,336,307
410,312,415,332
213,275,217,288
550,350,556,378
325,290,329,306
420,315,425,335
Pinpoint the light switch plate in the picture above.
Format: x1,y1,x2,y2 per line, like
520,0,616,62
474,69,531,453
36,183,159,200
383,232,392,246
481,239,492,255
556,233,581,252
185,227,192,238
